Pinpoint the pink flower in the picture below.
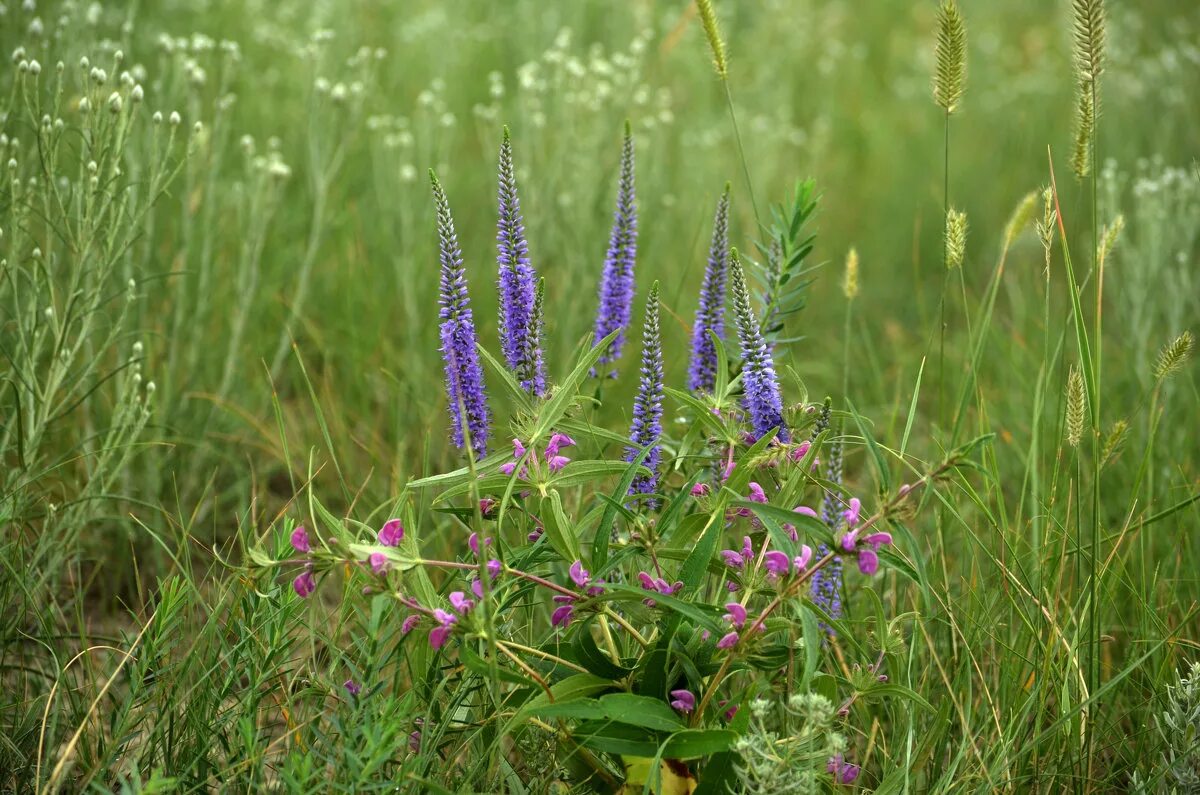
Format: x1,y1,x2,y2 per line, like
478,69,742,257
471,578,484,599
499,460,518,476
569,560,590,588
551,604,574,627
429,625,453,649
719,550,745,570
344,679,361,696
763,550,791,577
368,552,389,576
512,438,527,457
449,591,475,614
378,518,404,546
545,432,575,457
721,459,735,481
690,482,711,497
716,631,739,649
669,689,696,713
842,497,861,528
794,545,813,571
292,568,316,597
290,526,311,554
469,532,493,556
856,548,879,575
487,559,502,578
402,614,420,633
723,601,747,628
748,482,767,503
827,754,860,784
789,440,812,462
547,454,570,471
794,505,818,518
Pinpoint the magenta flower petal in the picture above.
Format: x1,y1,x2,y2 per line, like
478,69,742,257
789,440,812,462
487,559,501,579
548,454,571,471
429,625,453,650
551,604,574,628
290,526,311,554
794,545,813,571
369,552,389,576
793,505,818,518
842,497,862,527
719,550,744,569
716,631,739,649
471,578,484,599
863,531,893,549
748,482,767,503
763,550,791,577
840,530,859,553
857,547,879,576
690,482,711,497
449,591,475,614
402,614,420,633
638,571,656,590
569,560,590,588
723,601,747,628
741,536,754,560
378,518,404,547
292,569,316,598
669,689,696,713
344,679,362,696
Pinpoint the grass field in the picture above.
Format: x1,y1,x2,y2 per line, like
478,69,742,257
2,0,1198,791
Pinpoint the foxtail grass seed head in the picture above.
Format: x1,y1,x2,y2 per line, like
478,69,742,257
1101,419,1128,466
1154,331,1194,383
592,123,638,376
730,249,789,443
626,281,664,502
695,0,728,78
945,209,967,270
1037,186,1057,277
933,0,967,114
1066,366,1087,447
1072,0,1106,85
687,184,731,393
1002,190,1038,252
1071,85,1095,179
1097,214,1124,268
842,247,860,298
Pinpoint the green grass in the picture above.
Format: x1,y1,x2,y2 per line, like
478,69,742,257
2,0,1198,791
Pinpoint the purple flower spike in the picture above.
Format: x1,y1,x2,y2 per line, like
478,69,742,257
729,250,789,443
763,550,791,577
344,679,362,696
290,526,311,554
496,129,546,396
592,123,638,376
292,568,316,598
378,519,404,547
716,631,739,649
551,604,575,628
687,185,731,393
369,552,389,576
432,170,491,458
625,282,663,503
669,689,696,714
723,602,747,628
569,560,590,588
812,424,845,631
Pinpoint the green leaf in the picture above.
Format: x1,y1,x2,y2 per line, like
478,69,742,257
531,331,619,440
592,447,651,573
865,683,937,714
551,459,649,489
598,693,685,732
575,722,663,758
664,386,729,440
571,620,633,681
539,490,581,562
661,729,737,759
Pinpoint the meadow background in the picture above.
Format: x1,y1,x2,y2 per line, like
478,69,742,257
1,0,1198,791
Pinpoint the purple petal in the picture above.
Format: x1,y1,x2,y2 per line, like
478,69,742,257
716,631,739,649
569,560,590,588
857,547,879,576
551,604,574,628
290,526,311,554
292,569,316,598
723,601,747,628
378,518,404,547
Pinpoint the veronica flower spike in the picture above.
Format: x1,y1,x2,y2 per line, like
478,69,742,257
431,170,491,458
592,122,638,376
496,128,545,396
729,249,789,442
687,184,731,393
625,282,664,502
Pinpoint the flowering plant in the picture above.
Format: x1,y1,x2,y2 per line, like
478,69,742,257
252,128,979,791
